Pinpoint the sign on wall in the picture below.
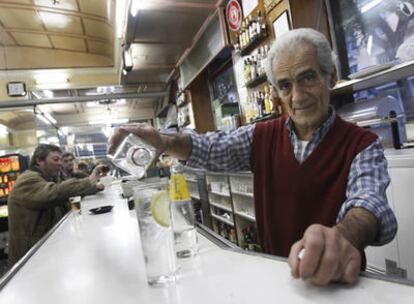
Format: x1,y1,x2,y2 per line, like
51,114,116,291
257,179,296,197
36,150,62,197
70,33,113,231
226,0,242,31
242,0,259,17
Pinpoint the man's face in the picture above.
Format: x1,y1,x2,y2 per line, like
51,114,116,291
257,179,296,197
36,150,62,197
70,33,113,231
38,151,62,178
272,43,335,136
62,156,74,174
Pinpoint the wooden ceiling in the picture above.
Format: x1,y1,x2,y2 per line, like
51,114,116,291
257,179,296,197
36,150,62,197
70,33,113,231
0,0,115,69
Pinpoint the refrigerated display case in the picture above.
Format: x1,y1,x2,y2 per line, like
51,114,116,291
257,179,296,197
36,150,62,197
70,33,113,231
0,153,29,259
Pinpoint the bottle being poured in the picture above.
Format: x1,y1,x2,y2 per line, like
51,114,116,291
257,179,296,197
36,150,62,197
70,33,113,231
108,134,157,179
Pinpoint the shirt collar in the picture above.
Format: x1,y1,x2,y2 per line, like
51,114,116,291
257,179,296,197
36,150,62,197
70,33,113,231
286,105,336,140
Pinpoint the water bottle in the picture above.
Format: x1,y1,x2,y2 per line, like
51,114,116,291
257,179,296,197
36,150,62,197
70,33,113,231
169,160,198,258
108,134,156,179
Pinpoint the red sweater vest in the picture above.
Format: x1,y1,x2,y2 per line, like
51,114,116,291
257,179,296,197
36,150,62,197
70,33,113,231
250,116,378,257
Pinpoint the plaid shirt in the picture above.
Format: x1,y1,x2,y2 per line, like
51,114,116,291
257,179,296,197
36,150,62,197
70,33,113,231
186,107,397,246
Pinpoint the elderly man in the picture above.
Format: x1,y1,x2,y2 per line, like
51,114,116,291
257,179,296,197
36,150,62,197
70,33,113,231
108,28,397,286
8,144,105,265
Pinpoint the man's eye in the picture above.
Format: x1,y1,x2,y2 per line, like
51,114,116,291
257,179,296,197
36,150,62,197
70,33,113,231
278,82,291,91
303,72,317,82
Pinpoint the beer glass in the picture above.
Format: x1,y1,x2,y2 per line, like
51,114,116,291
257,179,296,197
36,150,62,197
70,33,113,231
69,196,81,213
134,182,176,286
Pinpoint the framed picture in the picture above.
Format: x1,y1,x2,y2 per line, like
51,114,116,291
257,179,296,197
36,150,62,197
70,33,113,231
272,10,291,39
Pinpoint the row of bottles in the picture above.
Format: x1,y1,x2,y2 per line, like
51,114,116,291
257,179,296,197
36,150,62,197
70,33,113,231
245,85,275,123
213,221,237,244
243,44,270,84
239,225,262,252
235,11,267,51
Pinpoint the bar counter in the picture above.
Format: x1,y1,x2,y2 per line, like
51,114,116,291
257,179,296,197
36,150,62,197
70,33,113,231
0,184,413,303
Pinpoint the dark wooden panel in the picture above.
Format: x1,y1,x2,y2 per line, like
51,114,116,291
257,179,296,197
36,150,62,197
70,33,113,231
189,69,216,133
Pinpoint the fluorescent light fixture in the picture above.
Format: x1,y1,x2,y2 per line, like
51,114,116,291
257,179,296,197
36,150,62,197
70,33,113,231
60,127,69,135
131,0,150,17
36,113,51,125
366,35,373,56
361,0,383,14
88,120,106,125
43,90,54,99
112,118,129,124
86,101,99,108
36,130,46,137
39,12,70,28
88,118,129,125
116,0,127,38
123,45,133,72
43,113,57,124
35,74,69,85
0,124,8,136
47,136,59,144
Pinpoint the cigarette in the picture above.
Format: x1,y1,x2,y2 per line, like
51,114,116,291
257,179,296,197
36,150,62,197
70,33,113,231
298,248,305,260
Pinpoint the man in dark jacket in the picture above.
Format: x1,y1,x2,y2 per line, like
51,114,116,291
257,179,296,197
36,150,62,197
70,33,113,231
7,144,105,265
60,152,88,180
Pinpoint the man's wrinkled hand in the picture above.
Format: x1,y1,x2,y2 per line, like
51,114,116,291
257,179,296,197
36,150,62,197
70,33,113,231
287,224,361,286
107,123,167,163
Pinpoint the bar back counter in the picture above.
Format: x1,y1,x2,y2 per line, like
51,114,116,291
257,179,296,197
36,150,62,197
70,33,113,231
0,183,413,303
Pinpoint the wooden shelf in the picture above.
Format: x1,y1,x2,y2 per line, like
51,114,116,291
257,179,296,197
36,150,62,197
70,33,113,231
185,178,198,183
209,190,231,198
248,112,278,124
235,211,255,222
211,213,234,226
191,194,200,200
210,202,232,212
240,32,268,56
331,60,414,96
245,74,267,89
231,190,254,198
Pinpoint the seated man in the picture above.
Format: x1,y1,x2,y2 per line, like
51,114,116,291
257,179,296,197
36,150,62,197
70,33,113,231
60,152,88,180
8,144,106,265
108,28,397,286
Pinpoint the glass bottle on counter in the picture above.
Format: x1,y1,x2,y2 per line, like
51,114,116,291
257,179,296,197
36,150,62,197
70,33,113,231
169,160,198,258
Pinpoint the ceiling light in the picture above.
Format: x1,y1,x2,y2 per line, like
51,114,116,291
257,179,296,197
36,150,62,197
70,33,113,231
43,90,54,99
43,113,57,124
39,12,70,28
361,0,383,14
35,74,69,85
0,124,9,136
131,0,150,17
36,113,51,125
123,44,133,72
116,0,127,38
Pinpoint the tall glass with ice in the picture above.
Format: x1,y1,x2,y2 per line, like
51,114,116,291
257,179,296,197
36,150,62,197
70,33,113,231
134,182,176,286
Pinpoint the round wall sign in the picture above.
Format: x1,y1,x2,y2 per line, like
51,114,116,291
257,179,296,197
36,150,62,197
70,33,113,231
226,0,242,32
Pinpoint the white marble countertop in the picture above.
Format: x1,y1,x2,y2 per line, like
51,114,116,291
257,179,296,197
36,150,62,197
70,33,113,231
0,185,413,303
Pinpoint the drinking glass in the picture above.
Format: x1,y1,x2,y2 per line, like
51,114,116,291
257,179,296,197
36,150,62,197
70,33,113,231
134,182,176,286
69,196,81,213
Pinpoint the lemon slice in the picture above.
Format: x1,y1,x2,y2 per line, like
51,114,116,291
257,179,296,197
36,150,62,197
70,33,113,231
150,190,170,227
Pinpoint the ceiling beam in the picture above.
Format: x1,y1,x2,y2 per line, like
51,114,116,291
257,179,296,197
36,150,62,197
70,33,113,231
0,91,168,109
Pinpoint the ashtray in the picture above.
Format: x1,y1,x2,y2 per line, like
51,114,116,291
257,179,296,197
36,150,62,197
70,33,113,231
89,205,114,214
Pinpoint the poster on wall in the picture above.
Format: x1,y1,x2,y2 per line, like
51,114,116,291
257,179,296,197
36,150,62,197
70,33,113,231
242,0,258,17
272,10,290,39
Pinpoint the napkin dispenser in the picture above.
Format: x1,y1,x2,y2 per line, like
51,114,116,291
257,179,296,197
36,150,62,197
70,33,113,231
337,95,406,149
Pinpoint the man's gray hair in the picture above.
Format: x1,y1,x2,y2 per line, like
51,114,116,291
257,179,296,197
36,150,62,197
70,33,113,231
264,28,337,87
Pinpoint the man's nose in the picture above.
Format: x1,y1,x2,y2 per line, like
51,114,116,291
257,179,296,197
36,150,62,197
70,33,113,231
291,83,306,103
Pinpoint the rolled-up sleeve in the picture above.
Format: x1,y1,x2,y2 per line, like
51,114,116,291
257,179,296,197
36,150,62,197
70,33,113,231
337,139,397,245
184,125,255,172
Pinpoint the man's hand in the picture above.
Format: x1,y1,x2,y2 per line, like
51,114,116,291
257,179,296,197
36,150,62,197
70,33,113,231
107,123,192,160
288,224,361,286
89,164,108,183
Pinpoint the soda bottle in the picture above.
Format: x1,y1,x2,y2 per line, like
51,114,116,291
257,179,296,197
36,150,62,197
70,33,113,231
169,160,198,258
